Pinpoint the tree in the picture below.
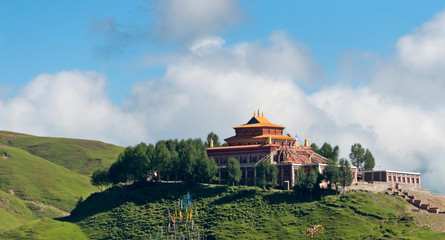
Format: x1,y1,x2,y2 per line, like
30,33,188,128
323,159,340,190
206,132,221,147
349,143,375,171
227,157,242,186
349,143,365,170
153,141,171,181
363,149,375,170
108,142,151,184
312,142,339,162
256,159,278,189
90,169,110,191
339,158,353,193
194,155,218,184
294,167,319,195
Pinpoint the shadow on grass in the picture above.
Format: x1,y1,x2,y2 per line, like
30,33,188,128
59,182,227,223
263,188,338,204
210,187,261,205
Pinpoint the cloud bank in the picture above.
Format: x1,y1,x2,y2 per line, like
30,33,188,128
2,2,445,193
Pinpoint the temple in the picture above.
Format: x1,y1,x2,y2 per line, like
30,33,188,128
206,111,358,189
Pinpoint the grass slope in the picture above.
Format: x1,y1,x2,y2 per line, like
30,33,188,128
1,218,89,240
0,145,96,212
60,183,445,240
0,189,65,233
0,131,124,175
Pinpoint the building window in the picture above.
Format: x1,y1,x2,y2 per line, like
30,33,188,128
398,177,401,182
407,178,410,183
416,178,419,184
412,178,414,183
388,176,392,181
402,177,405,183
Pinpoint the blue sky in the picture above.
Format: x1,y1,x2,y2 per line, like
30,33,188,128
2,1,445,101
2,1,445,192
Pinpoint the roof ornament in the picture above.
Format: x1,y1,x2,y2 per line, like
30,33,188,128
257,109,260,117
262,111,264,117
253,110,256,117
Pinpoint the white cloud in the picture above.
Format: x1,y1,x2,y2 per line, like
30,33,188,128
0,71,146,145
372,10,445,107
152,0,242,41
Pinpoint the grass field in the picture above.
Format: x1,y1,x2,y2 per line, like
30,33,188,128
1,218,89,240
59,183,445,240
0,145,96,212
0,131,124,175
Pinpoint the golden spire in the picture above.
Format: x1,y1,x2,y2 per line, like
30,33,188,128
253,110,256,117
261,110,264,117
257,109,260,117
210,138,214,148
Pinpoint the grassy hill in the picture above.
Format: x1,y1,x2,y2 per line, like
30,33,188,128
36,183,443,239
1,218,89,240
0,145,96,212
0,131,124,175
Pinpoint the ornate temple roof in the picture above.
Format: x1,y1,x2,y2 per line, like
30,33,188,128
233,113,285,129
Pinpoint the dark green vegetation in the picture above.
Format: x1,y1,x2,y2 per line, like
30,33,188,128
0,131,124,175
0,131,124,234
227,157,242,186
105,139,217,185
38,183,445,239
311,141,375,171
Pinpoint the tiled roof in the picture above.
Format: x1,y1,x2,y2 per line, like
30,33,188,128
233,116,285,129
252,134,294,141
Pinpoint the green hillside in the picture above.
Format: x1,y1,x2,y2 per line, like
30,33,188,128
0,131,124,175
53,183,445,240
1,218,89,240
0,145,96,212
0,189,65,233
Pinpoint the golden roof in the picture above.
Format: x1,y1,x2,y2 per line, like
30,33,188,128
233,115,285,129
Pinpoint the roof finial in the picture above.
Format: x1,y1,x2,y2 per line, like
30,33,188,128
253,110,256,117
257,109,260,117
262,110,264,117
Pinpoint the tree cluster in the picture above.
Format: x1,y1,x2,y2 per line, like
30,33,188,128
349,143,375,171
310,142,339,162
91,138,218,190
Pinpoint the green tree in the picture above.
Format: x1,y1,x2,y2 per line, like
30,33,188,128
339,158,353,193
153,141,171,181
310,143,319,153
227,157,242,186
312,142,339,162
349,143,365,170
90,169,110,191
194,155,218,184
323,159,340,190
257,159,278,189
206,132,221,147
108,142,151,184
294,167,319,195
363,149,375,170
349,143,375,171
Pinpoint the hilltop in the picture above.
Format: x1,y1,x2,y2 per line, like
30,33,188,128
3,183,443,239
0,131,124,175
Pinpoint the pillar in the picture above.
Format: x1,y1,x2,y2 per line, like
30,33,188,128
253,166,257,186
244,167,247,185
290,165,295,187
